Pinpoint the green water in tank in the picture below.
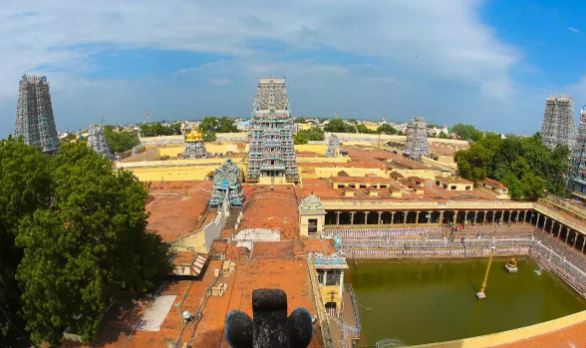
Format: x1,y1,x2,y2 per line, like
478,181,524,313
346,257,586,346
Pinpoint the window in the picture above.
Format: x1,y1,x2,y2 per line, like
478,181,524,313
308,219,318,234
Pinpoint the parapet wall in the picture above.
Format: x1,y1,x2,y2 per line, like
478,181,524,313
410,309,586,348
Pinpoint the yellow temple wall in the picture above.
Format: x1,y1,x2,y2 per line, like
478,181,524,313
295,144,327,155
413,310,586,348
158,143,248,158
313,167,388,178
117,158,246,182
391,168,442,180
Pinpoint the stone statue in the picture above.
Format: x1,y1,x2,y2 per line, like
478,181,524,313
225,288,313,348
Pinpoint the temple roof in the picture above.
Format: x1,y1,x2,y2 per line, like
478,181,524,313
299,194,326,214
185,129,203,142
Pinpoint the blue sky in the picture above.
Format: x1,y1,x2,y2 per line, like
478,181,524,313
0,0,585,138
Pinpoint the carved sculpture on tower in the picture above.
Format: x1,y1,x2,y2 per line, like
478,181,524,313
183,128,208,159
209,159,245,207
246,78,299,184
326,134,340,158
87,124,113,159
404,117,429,160
540,95,576,151
569,107,586,195
15,74,59,153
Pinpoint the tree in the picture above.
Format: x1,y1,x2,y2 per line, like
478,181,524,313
455,134,569,201
15,144,171,345
139,122,182,137
294,117,306,123
0,139,52,346
294,131,308,145
376,124,398,135
356,124,376,134
294,127,324,144
324,119,354,133
451,123,483,142
199,116,238,142
103,126,139,153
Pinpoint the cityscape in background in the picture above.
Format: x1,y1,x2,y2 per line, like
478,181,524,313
3,2,586,348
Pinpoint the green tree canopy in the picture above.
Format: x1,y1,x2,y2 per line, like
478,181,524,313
0,143,171,346
103,126,139,153
199,116,238,141
376,124,398,135
139,122,181,137
294,127,324,144
324,119,355,133
0,138,52,346
455,134,569,200
451,123,483,142
356,124,376,134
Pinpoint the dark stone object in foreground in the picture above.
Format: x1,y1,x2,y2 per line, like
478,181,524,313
225,288,313,348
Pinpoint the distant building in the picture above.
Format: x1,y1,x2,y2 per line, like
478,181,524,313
326,134,340,157
404,117,429,160
570,107,586,196
540,95,576,151
87,125,113,159
246,78,299,184
15,75,59,153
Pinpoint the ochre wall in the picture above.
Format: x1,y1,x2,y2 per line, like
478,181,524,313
295,144,328,155
411,310,586,348
117,158,246,182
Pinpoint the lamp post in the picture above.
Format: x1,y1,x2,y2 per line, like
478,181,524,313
476,246,496,300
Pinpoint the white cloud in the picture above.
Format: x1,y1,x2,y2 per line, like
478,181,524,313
568,26,581,34
0,0,528,135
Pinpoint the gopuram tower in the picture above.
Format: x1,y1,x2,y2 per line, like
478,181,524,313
87,124,114,159
404,117,429,160
15,75,60,153
540,95,576,151
246,78,299,184
570,107,586,195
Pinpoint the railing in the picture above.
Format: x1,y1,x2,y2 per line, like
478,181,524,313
203,191,231,251
530,241,586,298
306,254,335,348
542,194,586,220
343,284,361,339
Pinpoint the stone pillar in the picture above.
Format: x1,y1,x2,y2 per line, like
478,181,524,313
565,228,570,244
464,211,468,224
439,211,444,224
573,232,578,248
453,211,457,224
543,216,548,230
339,271,344,299
473,211,478,225
335,212,340,225
391,212,396,224
558,224,563,238
403,212,407,224
350,212,355,225
491,211,496,224
364,211,370,225
323,270,328,286
535,213,540,227
415,211,420,224
582,238,586,253
428,211,433,224
508,211,513,224
483,211,488,224
378,211,382,225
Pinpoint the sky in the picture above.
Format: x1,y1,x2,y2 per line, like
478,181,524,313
0,0,585,138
